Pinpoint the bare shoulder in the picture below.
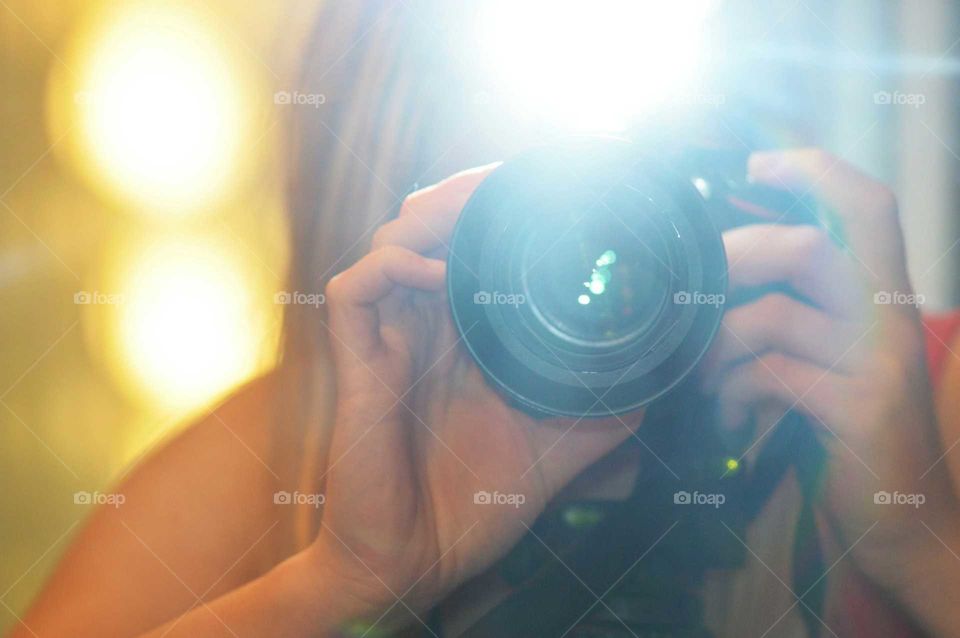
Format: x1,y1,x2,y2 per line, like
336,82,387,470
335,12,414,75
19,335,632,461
14,369,297,638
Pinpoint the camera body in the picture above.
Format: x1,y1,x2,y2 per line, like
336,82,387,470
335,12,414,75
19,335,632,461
447,137,815,417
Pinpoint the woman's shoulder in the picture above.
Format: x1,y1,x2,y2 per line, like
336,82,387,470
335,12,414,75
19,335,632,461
160,369,285,473
108,367,296,576
16,368,300,634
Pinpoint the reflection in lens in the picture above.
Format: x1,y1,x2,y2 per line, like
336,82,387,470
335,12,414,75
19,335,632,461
583,248,617,299
523,202,673,347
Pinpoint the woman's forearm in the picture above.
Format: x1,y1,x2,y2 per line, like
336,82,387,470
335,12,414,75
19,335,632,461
137,552,376,638
881,518,960,636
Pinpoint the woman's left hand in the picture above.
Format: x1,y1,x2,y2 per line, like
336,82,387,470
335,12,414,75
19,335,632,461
698,149,960,611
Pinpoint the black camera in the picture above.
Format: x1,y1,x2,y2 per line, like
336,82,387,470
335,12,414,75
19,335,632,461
446,137,815,417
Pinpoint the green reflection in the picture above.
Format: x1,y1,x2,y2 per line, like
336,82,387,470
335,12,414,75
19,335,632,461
582,249,617,301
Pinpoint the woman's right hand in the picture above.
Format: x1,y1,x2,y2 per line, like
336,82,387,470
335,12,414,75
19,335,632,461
302,165,644,627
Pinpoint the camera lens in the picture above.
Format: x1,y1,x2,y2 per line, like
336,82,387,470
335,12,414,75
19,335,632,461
522,194,674,349
447,137,727,417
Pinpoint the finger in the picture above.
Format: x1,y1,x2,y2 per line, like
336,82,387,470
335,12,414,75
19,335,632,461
371,210,460,255
715,353,849,431
399,162,501,219
371,163,501,255
326,246,446,354
331,246,445,305
700,293,864,391
323,248,447,489
723,223,864,319
748,148,909,291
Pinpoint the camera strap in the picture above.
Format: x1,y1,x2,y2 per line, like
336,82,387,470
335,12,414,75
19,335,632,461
448,396,828,638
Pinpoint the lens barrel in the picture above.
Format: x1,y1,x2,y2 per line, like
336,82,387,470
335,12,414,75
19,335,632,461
447,138,728,417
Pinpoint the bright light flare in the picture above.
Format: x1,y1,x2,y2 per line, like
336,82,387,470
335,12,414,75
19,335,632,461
73,3,247,214
476,0,716,133
111,239,273,410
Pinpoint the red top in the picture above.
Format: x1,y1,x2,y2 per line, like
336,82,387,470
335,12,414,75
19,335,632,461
836,313,960,637
924,313,960,383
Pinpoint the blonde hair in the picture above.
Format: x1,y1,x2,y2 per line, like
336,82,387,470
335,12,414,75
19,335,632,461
275,0,511,550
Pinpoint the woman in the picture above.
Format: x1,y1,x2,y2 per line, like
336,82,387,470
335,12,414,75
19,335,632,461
10,2,960,636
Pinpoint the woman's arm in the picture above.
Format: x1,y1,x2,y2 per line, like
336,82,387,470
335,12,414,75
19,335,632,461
8,375,291,637
702,148,960,636
898,330,960,636
134,552,377,638
878,521,960,637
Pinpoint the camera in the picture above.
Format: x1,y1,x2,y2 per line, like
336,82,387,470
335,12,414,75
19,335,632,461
446,137,816,417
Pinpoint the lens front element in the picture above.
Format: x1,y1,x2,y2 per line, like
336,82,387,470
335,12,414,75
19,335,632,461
447,138,727,416
523,193,675,349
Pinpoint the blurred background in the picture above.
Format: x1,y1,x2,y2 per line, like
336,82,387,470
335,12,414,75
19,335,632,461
3,0,960,632
0,0,318,627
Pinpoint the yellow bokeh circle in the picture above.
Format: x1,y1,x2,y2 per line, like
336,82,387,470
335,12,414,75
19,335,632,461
59,0,257,215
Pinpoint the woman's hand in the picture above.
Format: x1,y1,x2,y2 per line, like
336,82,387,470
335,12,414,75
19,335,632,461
304,165,643,628
699,149,960,626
